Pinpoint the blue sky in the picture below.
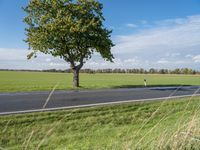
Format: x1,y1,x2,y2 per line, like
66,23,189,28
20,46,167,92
0,0,200,70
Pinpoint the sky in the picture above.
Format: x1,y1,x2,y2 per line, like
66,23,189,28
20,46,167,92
0,0,200,70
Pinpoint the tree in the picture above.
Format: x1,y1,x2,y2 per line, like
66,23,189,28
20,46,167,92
23,0,114,87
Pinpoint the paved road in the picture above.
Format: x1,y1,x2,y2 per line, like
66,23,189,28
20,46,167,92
0,86,200,115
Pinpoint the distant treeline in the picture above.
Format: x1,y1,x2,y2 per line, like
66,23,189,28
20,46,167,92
0,68,199,75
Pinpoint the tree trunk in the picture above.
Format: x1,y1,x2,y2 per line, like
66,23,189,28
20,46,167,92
72,68,79,88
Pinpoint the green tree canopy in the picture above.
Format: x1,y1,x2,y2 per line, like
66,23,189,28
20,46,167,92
23,0,114,87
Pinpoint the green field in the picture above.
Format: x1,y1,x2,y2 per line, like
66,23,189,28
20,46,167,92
1,97,200,149
0,71,200,92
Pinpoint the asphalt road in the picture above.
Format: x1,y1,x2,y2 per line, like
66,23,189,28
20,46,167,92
0,86,200,115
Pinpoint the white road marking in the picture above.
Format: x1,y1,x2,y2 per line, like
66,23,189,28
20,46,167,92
42,82,59,109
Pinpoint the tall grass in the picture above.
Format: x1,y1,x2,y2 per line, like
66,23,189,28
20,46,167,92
1,96,200,149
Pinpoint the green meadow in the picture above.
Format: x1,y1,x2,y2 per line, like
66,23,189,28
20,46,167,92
0,71,200,92
1,97,200,149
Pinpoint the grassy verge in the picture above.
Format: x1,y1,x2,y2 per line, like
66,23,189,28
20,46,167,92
0,71,200,92
1,96,200,149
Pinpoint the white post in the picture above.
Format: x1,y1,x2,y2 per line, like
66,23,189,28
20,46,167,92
144,79,147,87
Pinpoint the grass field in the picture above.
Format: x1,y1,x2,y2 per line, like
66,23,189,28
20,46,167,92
0,71,200,92
1,97,200,149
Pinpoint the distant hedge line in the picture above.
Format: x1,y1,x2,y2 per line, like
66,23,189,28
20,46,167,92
0,68,199,75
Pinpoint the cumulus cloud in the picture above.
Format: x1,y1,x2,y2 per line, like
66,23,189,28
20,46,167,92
49,62,66,67
0,48,68,70
111,14,200,69
192,55,200,63
45,58,52,62
1,15,200,70
113,15,200,55
0,48,28,61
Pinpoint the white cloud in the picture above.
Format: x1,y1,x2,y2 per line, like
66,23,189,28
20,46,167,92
126,23,137,28
165,53,180,57
185,54,193,58
0,48,28,61
155,18,187,26
84,57,143,69
1,15,200,70
157,58,169,64
111,15,200,70
45,58,52,62
113,15,200,54
0,48,69,70
49,62,66,67
193,55,200,63
157,60,169,64
124,58,138,63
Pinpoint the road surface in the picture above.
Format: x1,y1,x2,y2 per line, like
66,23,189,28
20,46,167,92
0,86,200,115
